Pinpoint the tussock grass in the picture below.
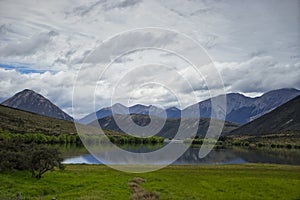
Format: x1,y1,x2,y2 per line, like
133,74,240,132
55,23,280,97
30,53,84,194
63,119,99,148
128,177,159,200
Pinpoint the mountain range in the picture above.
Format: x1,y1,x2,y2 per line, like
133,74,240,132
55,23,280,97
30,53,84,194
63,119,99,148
1,88,300,138
88,93,300,138
1,89,73,121
80,88,300,125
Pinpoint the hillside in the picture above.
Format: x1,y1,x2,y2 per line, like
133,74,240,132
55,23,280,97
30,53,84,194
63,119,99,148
89,114,239,139
229,95,300,135
1,89,73,121
0,104,118,136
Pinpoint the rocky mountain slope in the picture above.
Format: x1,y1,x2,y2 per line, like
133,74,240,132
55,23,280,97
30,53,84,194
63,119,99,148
229,95,300,135
1,89,73,121
184,88,300,124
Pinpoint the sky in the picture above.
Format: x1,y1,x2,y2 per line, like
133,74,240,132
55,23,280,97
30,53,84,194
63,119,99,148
0,0,299,118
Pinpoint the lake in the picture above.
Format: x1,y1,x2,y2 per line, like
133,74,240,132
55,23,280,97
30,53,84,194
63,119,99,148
61,144,300,165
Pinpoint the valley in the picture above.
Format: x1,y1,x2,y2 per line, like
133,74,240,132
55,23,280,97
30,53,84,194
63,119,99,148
0,88,300,199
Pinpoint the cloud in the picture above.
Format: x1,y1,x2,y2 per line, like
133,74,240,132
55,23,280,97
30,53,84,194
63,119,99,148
70,0,142,17
84,31,176,64
0,31,58,57
217,56,300,93
0,0,299,117
103,0,142,10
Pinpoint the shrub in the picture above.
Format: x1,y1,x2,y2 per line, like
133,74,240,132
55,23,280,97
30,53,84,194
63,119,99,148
243,141,249,146
0,141,64,179
257,143,264,147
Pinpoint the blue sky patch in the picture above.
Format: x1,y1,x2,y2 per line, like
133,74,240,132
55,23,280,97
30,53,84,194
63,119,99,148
0,64,49,74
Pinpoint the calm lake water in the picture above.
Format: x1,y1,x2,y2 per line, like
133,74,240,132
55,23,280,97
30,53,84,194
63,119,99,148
61,144,300,166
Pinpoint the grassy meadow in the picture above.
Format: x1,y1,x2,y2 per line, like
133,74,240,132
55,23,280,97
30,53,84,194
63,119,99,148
1,164,299,200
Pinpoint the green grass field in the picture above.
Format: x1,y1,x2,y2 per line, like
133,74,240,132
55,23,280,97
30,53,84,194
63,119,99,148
1,164,299,200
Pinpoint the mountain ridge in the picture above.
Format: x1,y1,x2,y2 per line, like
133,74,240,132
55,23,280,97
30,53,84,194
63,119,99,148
80,88,300,124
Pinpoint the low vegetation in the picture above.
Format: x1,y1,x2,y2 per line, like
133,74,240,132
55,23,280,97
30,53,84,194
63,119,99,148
184,131,300,150
0,130,164,147
0,164,299,199
0,105,77,135
0,131,81,145
224,131,300,149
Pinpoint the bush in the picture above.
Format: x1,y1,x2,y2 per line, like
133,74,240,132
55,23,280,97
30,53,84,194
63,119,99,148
0,141,64,179
243,141,249,146
232,140,241,146
257,143,265,147
0,141,30,171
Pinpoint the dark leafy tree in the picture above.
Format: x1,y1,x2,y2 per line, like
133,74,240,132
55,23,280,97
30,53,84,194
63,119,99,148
30,146,64,179
0,141,64,179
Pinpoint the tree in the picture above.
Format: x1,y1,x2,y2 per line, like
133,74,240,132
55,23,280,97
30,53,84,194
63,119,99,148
0,140,64,179
30,146,64,179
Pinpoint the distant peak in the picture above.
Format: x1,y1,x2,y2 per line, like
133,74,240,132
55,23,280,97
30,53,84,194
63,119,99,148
1,89,73,121
270,88,299,92
20,89,35,93
111,103,127,108
226,93,247,97
135,104,146,106
129,104,148,108
15,89,44,99
261,88,300,96
167,106,180,110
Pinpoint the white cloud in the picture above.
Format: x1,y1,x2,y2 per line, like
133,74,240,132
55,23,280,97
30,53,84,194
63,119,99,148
216,56,300,94
0,0,299,118
0,31,58,56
